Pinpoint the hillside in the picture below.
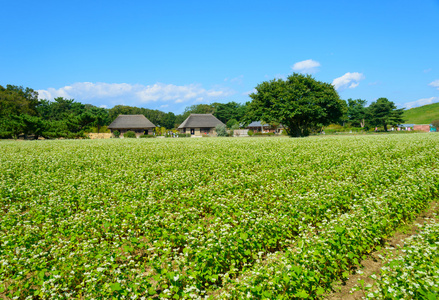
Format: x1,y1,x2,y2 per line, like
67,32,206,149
403,102,439,124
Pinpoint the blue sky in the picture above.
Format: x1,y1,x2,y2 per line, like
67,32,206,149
1,0,439,113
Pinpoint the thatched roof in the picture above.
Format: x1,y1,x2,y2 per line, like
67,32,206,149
108,115,156,129
178,114,225,129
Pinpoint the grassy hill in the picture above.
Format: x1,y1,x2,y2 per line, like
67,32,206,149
403,102,439,124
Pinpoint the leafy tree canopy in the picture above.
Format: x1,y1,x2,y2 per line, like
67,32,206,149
0,85,40,117
212,102,247,124
246,73,346,137
347,98,367,127
366,97,405,131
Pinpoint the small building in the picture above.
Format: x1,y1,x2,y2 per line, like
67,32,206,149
178,114,225,136
397,124,415,131
108,115,156,138
247,121,281,133
414,124,432,132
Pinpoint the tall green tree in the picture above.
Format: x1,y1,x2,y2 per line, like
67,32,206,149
366,98,405,131
87,106,109,133
347,98,367,127
0,85,40,117
212,102,246,124
247,73,346,137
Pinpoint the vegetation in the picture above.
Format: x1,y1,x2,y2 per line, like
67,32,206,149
246,73,346,137
0,85,109,139
112,130,120,138
123,131,136,138
403,102,439,124
215,124,228,137
366,98,405,131
366,219,439,299
0,134,438,299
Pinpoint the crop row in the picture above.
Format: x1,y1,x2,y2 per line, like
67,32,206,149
0,134,438,299
365,215,439,299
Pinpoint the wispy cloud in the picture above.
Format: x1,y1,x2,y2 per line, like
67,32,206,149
243,88,257,96
224,75,244,85
37,82,235,108
404,97,439,109
291,59,320,74
332,72,365,91
429,79,439,90
423,68,432,73
368,81,381,86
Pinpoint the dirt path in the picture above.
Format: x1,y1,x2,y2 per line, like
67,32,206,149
325,201,438,300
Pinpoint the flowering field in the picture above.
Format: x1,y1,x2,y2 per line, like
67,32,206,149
1,134,438,299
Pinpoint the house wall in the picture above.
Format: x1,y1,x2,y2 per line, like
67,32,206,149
414,125,431,132
110,128,154,138
180,127,217,136
234,129,249,137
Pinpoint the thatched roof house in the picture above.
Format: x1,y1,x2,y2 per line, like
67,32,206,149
108,115,156,138
178,114,225,136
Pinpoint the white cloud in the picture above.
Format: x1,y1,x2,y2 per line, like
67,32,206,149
99,105,107,109
291,59,321,74
243,89,257,95
423,68,432,73
404,97,439,109
230,75,244,84
37,82,235,108
429,80,439,90
332,72,365,91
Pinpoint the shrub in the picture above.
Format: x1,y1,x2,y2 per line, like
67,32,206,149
140,134,155,138
431,119,439,129
124,131,136,138
215,124,228,137
178,133,190,138
248,130,254,136
112,130,120,138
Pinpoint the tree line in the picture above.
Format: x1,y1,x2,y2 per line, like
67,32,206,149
1,76,405,139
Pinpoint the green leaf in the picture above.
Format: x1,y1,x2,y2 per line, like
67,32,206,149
111,282,122,291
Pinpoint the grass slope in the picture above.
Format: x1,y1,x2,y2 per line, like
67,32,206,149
403,102,439,124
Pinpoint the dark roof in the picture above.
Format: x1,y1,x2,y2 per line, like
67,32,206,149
108,115,156,129
178,114,225,129
247,121,270,128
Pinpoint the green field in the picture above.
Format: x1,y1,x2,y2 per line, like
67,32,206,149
403,102,439,124
1,135,438,299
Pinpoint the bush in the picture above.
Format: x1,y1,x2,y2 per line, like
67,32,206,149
140,134,155,138
178,133,190,138
124,131,136,138
112,130,120,138
215,124,228,137
248,130,254,136
431,119,439,129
